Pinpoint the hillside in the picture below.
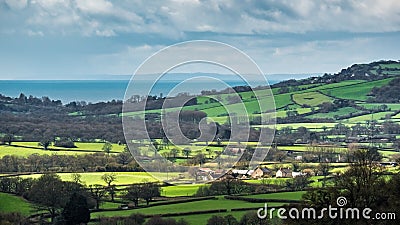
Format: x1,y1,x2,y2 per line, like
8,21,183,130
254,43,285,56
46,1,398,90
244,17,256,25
1,60,400,143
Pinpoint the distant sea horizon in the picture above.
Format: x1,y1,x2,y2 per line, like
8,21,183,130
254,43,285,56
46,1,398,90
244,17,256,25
0,79,282,104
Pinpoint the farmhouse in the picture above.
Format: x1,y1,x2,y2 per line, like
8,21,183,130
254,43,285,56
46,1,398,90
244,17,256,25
251,167,272,178
231,169,253,179
276,168,292,178
291,171,305,178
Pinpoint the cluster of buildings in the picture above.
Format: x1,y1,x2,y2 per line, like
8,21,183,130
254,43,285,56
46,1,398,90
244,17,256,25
195,166,306,181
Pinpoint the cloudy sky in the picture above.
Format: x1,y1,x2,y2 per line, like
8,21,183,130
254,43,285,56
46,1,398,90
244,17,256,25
1,0,400,79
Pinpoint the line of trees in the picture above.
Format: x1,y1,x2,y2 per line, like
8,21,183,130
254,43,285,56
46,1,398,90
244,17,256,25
0,152,141,173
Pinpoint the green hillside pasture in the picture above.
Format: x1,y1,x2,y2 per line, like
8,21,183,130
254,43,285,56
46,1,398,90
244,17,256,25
91,197,285,218
207,116,228,124
292,92,333,107
253,123,338,131
275,107,314,118
320,78,392,101
392,113,400,119
197,88,275,104
157,145,224,158
172,211,249,225
277,145,347,153
242,191,305,200
306,107,359,119
0,192,35,216
18,172,180,186
161,184,205,197
344,111,393,123
15,142,125,153
379,63,400,69
207,106,312,124
304,80,367,92
0,145,91,158
358,103,400,111
245,178,291,185
379,150,400,157
273,93,293,109
201,97,275,117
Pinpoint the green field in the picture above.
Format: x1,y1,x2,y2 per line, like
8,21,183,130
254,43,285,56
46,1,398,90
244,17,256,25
0,192,35,216
277,145,347,152
320,78,392,101
172,211,249,225
15,142,126,152
305,80,367,92
92,197,285,218
242,191,305,200
292,92,333,107
358,103,400,111
0,145,91,158
161,184,205,197
307,107,359,119
0,142,127,158
253,123,338,130
343,111,393,123
18,172,181,186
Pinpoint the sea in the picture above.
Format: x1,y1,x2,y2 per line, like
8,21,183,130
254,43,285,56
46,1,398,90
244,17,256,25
0,80,280,104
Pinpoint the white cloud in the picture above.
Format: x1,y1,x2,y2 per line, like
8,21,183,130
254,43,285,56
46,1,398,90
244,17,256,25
95,29,115,37
75,0,112,14
4,0,27,9
27,29,43,36
2,0,400,37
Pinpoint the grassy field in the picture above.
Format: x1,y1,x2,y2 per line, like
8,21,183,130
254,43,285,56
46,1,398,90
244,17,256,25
273,93,293,109
242,191,305,200
343,111,393,123
18,172,181,186
15,142,126,152
358,103,400,111
304,80,367,92
0,192,35,216
172,211,250,225
307,107,359,119
320,78,392,101
161,184,205,197
253,122,338,130
0,145,91,158
277,145,347,152
292,92,333,107
0,142,127,158
91,197,285,218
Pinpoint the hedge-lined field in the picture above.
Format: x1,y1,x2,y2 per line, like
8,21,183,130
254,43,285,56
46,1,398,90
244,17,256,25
18,172,180,186
0,192,35,216
91,197,285,218
319,78,392,101
292,92,333,107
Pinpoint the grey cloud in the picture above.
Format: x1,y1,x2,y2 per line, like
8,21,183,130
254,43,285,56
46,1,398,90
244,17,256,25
2,0,400,37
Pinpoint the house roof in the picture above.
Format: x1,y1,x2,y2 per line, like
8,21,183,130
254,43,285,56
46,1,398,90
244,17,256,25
279,168,292,173
232,169,249,175
199,168,214,173
259,167,271,173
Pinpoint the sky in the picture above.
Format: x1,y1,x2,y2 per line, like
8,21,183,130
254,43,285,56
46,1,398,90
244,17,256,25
0,0,400,80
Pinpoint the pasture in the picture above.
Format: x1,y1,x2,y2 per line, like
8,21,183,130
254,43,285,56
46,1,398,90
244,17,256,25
319,78,392,101
91,197,285,218
0,192,35,216
18,172,181,186
292,92,333,107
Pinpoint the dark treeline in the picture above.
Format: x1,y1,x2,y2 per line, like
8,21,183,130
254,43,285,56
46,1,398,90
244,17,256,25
272,60,400,89
369,77,400,103
0,152,141,173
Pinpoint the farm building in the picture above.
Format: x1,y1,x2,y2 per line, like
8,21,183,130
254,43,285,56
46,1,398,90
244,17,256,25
251,167,272,178
276,168,292,178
